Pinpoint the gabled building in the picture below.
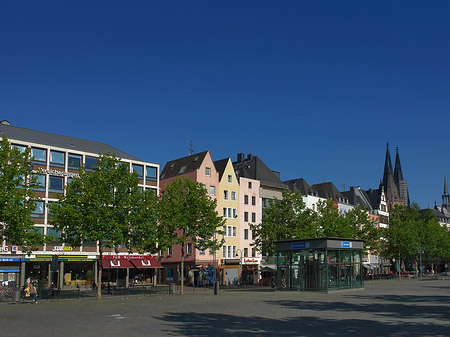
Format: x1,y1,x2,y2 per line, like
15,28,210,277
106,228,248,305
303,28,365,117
233,153,288,220
284,178,353,214
159,151,219,286
233,153,287,279
214,158,240,285
238,176,261,285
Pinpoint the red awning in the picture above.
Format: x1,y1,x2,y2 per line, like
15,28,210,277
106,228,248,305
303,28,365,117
130,258,163,269
102,259,134,269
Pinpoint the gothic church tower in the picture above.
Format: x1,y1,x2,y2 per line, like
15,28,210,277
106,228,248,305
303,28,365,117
381,143,409,208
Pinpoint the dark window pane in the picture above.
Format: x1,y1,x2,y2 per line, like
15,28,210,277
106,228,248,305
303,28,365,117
85,156,97,170
68,154,82,168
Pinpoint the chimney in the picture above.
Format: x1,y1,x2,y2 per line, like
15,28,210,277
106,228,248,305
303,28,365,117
237,153,245,163
1,120,10,125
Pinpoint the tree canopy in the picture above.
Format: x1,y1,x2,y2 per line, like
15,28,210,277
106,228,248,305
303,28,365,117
250,191,378,256
50,154,159,299
0,136,44,252
159,176,226,294
381,203,450,264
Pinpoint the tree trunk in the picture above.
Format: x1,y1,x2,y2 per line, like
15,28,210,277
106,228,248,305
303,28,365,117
97,248,103,300
180,243,184,295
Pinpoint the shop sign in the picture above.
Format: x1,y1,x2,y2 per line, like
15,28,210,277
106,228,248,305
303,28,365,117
290,242,310,249
0,246,17,252
38,168,80,178
52,246,74,252
60,255,95,262
341,241,352,248
242,258,261,265
0,258,23,262
27,255,52,262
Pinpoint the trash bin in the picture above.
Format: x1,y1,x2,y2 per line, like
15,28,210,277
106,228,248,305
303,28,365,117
169,283,176,295
13,288,21,303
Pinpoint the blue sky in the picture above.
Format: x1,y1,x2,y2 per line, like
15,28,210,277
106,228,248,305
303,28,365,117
1,1,449,208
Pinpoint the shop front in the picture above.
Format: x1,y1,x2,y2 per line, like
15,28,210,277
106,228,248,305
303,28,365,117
25,254,96,288
275,238,364,292
241,257,260,285
0,256,22,286
102,255,162,288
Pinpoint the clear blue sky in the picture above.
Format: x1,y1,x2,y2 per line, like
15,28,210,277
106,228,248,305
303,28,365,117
1,1,449,208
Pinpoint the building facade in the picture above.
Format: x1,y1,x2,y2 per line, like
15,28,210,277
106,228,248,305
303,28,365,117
238,177,261,284
0,121,161,288
214,158,240,285
159,151,218,286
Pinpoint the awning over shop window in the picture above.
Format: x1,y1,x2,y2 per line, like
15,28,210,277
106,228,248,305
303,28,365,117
102,259,134,269
102,255,162,269
130,258,163,269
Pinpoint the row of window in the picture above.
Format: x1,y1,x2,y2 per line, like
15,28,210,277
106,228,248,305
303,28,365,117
223,190,237,201
12,144,158,180
244,212,257,223
223,207,237,219
224,225,237,237
243,195,257,205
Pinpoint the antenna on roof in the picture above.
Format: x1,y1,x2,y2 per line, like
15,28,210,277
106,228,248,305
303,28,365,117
188,140,193,156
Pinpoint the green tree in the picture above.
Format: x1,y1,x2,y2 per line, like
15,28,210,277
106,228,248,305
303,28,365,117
159,176,226,295
250,191,315,256
0,136,44,252
251,192,377,256
50,154,159,299
381,204,420,277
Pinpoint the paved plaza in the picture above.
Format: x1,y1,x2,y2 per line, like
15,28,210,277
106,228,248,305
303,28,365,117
1,279,449,337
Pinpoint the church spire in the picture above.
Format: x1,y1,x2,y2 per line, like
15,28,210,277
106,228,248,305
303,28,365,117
394,146,404,183
442,174,449,212
382,142,394,186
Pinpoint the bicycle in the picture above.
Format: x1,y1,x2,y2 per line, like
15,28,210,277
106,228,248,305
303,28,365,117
1,281,17,299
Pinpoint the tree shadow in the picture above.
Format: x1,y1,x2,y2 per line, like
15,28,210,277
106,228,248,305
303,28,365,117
157,311,448,336
267,298,450,320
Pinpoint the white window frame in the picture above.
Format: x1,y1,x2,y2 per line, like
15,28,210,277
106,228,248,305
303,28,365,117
231,191,236,201
227,174,232,183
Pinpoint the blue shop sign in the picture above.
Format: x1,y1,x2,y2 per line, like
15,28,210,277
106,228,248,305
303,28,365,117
0,258,23,262
290,242,310,249
340,241,352,248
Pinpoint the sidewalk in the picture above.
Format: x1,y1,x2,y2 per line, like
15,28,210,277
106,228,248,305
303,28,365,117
2,278,449,336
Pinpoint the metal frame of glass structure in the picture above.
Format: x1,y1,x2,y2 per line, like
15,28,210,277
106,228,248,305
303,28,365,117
275,238,364,292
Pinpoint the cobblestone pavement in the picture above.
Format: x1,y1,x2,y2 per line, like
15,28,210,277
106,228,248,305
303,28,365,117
1,279,449,337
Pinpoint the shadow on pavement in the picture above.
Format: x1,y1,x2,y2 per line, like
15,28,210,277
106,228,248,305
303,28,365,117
157,311,448,336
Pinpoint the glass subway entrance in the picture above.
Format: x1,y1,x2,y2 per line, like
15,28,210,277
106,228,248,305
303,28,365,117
275,238,364,292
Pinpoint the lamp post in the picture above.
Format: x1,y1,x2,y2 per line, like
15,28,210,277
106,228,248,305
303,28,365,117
235,249,243,287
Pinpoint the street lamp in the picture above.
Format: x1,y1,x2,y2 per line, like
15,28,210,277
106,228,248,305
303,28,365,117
235,249,243,287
